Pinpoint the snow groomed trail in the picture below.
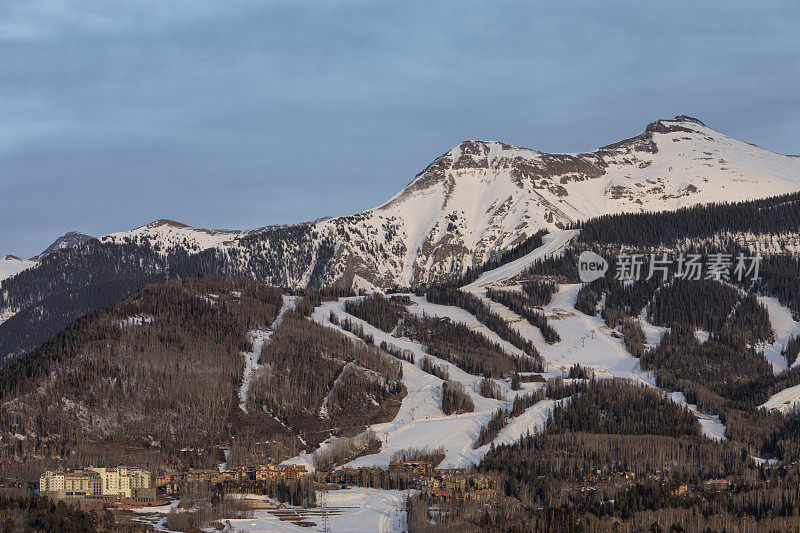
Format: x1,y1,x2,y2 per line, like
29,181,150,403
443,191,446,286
459,230,728,441
284,229,742,475
289,298,551,470
472,283,727,441
461,229,579,291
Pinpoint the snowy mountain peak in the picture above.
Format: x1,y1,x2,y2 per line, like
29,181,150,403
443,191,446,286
308,115,800,288
646,114,706,131
30,231,94,261
142,219,192,229
101,219,241,252
6,116,800,292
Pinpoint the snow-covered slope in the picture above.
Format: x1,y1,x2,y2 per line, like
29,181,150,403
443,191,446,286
281,296,547,472
100,219,241,252
8,116,800,291
30,231,94,261
302,116,800,288
1,232,94,282
0,255,37,282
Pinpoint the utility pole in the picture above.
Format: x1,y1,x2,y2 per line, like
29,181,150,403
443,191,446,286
321,489,331,533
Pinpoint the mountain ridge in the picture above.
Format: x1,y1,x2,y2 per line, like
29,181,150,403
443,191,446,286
301,115,800,287
2,115,800,362
7,114,799,289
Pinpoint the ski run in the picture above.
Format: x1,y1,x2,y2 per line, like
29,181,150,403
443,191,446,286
278,230,745,478
238,295,298,413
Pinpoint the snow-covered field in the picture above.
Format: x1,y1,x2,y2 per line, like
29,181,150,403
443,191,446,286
0,254,37,282
131,488,409,533
225,488,408,532
762,383,800,413
101,219,240,253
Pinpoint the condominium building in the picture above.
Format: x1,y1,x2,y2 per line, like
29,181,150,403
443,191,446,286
39,470,101,500
88,465,152,499
39,465,154,502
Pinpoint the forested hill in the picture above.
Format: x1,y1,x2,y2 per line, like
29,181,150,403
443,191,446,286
0,275,403,472
576,191,800,246
0,224,329,366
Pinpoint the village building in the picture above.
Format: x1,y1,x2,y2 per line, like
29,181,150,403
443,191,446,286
39,470,101,500
465,488,499,505
89,465,153,500
328,467,359,486
703,478,731,492
40,466,155,502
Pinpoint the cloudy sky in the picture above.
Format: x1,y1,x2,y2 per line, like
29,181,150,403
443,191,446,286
1,1,798,257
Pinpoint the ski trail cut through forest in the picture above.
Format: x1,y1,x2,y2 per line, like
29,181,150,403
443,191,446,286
238,295,298,413
460,244,729,441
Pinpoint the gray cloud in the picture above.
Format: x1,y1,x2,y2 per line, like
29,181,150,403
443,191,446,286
1,0,799,256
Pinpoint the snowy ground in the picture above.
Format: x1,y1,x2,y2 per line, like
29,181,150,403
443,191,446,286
238,330,271,414
489,398,562,447
283,298,514,470
757,296,800,375
669,392,727,441
0,255,37,282
482,284,644,378
129,489,408,533
470,283,727,440
284,273,729,474
282,291,560,471
761,383,800,413
224,488,410,533
404,294,527,359
753,297,800,412
461,229,578,291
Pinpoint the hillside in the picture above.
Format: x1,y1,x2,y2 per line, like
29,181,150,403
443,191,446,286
2,115,800,364
0,276,403,471
0,256,36,283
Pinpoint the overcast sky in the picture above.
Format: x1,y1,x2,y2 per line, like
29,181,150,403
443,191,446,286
1,1,799,258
